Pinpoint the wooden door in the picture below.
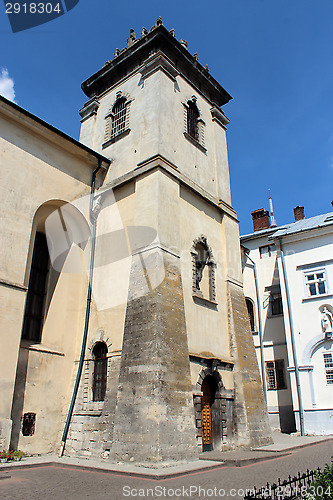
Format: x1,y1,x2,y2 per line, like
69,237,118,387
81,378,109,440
201,378,213,451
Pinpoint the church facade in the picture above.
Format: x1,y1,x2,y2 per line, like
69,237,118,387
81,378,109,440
0,19,272,463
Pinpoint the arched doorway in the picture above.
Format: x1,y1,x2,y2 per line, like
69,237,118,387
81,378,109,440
201,375,217,451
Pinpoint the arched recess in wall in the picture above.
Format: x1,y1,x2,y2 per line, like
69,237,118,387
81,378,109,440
22,200,90,342
191,235,216,302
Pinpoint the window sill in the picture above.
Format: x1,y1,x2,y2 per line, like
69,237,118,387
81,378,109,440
102,128,130,149
193,294,217,309
184,132,207,154
267,313,284,318
302,293,333,303
20,340,65,357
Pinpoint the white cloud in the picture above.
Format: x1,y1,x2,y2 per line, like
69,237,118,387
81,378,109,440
0,68,16,102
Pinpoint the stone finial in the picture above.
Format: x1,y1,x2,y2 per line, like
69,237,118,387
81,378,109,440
170,28,175,37
103,60,111,67
193,52,199,61
205,64,209,72
127,28,136,48
114,48,120,58
180,39,188,49
141,27,148,37
155,16,163,27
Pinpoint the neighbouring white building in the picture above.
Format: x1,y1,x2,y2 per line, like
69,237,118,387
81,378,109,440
241,206,333,435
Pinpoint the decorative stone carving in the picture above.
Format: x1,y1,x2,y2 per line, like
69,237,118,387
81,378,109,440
155,16,163,27
169,28,175,37
193,52,199,62
127,29,136,48
180,39,188,49
321,307,333,339
141,27,148,37
113,48,120,58
205,64,209,72
190,235,216,302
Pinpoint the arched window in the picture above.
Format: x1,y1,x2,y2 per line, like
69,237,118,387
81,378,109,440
183,97,206,152
103,93,132,147
187,100,199,141
111,97,127,138
22,232,50,342
245,298,255,333
21,201,90,343
92,342,108,402
191,236,216,302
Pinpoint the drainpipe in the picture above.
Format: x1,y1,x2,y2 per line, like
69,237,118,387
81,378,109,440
277,236,305,435
59,161,102,457
245,251,267,403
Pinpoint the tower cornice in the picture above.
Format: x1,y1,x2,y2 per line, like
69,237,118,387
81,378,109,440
81,24,232,108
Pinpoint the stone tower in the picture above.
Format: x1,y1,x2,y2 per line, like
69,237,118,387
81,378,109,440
70,18,272,463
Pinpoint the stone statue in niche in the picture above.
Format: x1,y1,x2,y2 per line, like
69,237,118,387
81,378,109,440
321,307,333,339
195,260,206,290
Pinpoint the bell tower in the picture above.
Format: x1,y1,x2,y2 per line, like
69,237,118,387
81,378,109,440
74,18,272,463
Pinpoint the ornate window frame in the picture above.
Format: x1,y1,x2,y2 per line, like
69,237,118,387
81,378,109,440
103,91,133,149
190,235,216,303
183,96,206,153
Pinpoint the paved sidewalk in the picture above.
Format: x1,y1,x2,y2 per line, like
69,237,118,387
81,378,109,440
1,438,332,500
200,432,332,466
1,432,332,479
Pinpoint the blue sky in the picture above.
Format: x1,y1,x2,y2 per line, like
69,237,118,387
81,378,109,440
1,0,333,234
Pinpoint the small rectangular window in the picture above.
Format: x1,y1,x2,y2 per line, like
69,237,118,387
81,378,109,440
270,294,283,315
22,413,36,436
304,269,328,297
259,245,276,259
266,359,287,390
324,353,333,385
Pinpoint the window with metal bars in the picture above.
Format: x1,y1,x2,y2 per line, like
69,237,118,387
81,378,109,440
104,96,131,147
111,97,127,139
22,232,50,342
323,353,333,385
266,359,287,390
92,342,108,402
187,100,200,141
22,412,36,436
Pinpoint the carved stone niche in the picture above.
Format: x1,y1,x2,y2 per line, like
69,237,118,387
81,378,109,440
190,235,216,303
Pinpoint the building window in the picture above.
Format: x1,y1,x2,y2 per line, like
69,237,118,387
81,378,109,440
191,236,216,302
103,93,131,147
183,97,206,152
304,269,327,297
22,232,50,342
187,100,200,141
323,353,333,385
92,342,108,402
245,298,255,332
266,360,287,390
22,412,36,436
259,244,276,259
270,293,283,316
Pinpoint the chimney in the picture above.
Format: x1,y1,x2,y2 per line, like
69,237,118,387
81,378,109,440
251,208,271,232
294,206,305,222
